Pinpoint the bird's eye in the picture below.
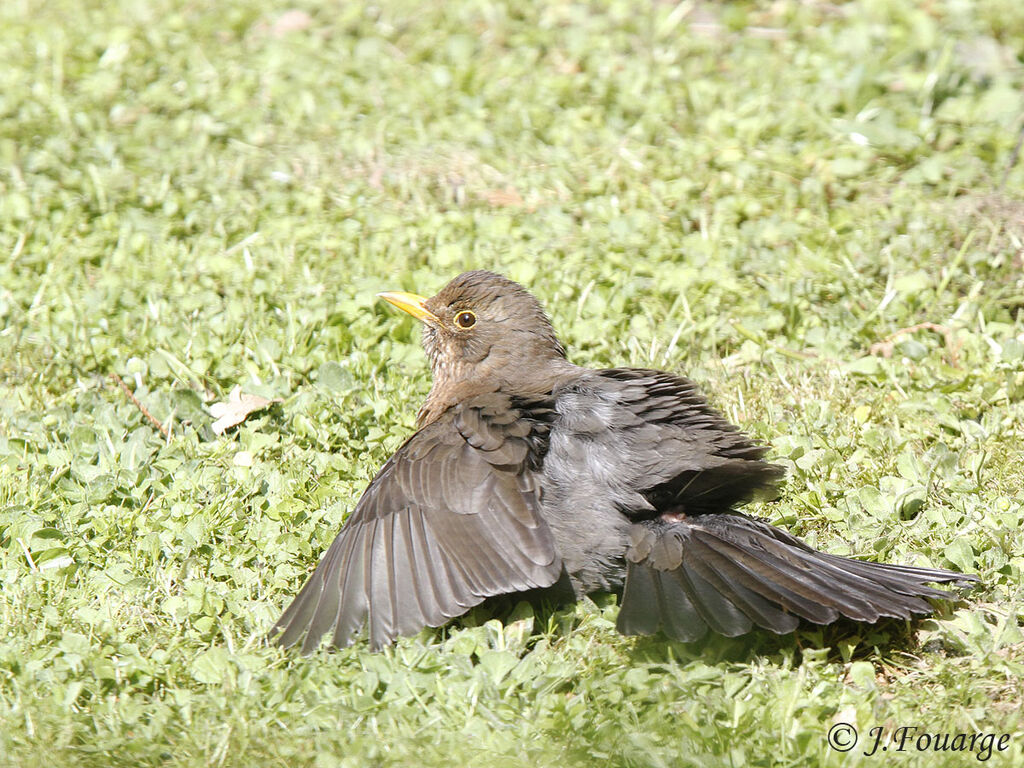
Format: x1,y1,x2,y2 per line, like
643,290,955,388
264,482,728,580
455,310,476,329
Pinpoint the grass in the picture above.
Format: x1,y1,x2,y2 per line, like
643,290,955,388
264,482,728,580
1,0,1023,765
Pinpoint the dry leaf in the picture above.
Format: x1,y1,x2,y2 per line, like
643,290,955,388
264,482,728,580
209,386,281,435
270,9,312,37
869,322,959,366
481,187,526,208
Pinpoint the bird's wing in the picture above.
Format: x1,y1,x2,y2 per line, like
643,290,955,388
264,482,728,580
270,393,561,652
594,368,785,513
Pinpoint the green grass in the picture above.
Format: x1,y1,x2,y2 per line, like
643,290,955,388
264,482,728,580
2,0,1023,765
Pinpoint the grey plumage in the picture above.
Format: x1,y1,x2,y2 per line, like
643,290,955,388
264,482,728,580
270,271,977,652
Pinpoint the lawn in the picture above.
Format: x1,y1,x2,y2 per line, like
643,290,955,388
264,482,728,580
1,0,1023,765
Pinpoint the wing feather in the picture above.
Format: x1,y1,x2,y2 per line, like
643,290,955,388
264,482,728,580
271,395,561,651
593,368,785,513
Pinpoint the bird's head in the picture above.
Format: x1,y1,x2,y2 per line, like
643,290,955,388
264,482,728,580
379,271,570,419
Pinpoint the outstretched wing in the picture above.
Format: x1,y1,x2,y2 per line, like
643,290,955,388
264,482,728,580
270,393,561,652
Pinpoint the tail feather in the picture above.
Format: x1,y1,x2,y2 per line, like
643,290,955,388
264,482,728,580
677,560,755,636
684,534,828,627
679,552,795,635
688,530,861,621
617,514,978,642
654,568,710,640
618,562,686,637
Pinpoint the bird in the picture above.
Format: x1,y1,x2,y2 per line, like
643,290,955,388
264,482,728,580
270,270,977,652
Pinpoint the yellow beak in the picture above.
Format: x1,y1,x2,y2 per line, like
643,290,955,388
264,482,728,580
377,291,439,323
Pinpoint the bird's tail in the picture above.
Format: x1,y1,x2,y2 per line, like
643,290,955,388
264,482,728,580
616,513,978,642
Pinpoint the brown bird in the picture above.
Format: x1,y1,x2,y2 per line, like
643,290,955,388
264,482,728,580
271,270,976,652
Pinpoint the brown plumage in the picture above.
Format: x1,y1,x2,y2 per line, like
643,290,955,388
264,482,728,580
271,270,977,652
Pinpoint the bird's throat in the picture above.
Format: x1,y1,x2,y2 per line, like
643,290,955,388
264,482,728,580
417,377,500,427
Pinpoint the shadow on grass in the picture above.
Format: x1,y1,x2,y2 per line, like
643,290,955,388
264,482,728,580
453,584,974,668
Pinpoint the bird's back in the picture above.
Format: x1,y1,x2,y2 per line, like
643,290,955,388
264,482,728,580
540,367,784,595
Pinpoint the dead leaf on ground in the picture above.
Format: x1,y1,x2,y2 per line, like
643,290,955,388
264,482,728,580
248,9,313,41
209,386,282,435
869,322,960,366
270,9,312,37
481,187,526,208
